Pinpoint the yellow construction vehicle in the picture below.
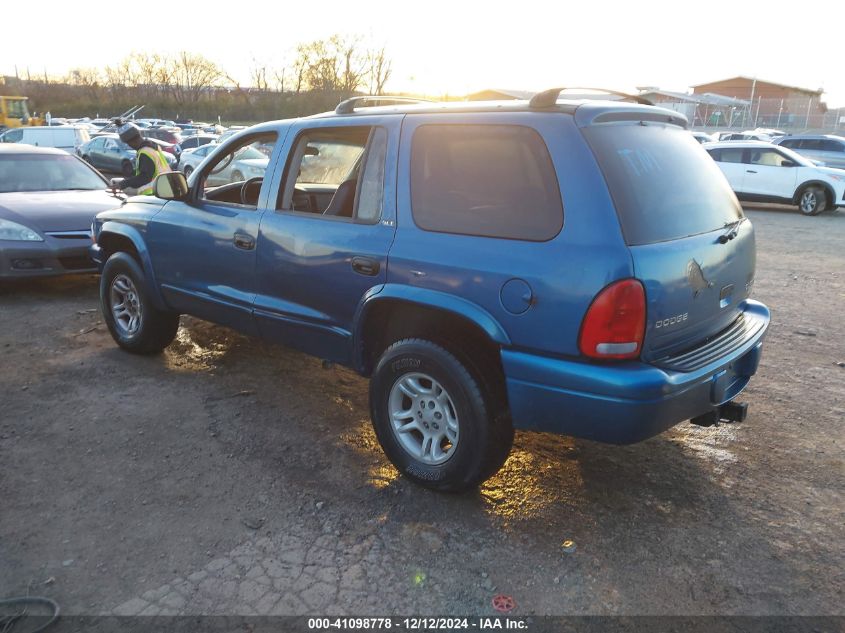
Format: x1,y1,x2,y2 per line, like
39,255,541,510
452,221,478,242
0,96,43,129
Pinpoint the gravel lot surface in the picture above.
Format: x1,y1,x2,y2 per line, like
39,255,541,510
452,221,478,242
1,205,843,617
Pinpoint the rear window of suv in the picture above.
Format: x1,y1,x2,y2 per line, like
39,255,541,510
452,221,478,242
583,123,742,245
410,124,563,241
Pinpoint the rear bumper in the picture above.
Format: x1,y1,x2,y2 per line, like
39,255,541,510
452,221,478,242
0,239,96,278
503,300,770,444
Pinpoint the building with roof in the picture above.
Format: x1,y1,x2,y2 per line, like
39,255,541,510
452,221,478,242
690,77,826,125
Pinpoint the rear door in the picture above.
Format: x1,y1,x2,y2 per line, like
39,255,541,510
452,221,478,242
582,122,755,361
252,116,399,364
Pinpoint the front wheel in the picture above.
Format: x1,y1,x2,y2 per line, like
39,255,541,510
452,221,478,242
369,339,513,492
798,186,827,215
183,165,194,177
100,252,180,354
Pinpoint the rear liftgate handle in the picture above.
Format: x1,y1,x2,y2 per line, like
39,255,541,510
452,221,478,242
233,233,255,250
351,256,380,276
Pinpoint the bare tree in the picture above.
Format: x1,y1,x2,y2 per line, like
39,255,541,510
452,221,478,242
250,58,270,92
168,51,223,105
366,46,392,95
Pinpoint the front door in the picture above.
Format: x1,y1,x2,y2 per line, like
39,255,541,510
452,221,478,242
253,116,399,364
742,147,797,199
146,130,282,335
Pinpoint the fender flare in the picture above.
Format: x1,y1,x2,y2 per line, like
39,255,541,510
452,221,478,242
98,222,167,310
793,180,835,206
352,283,511,373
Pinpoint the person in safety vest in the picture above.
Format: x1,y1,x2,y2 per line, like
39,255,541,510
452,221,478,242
111,122,172,196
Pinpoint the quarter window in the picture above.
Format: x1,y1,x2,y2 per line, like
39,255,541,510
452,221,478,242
410,125,563,241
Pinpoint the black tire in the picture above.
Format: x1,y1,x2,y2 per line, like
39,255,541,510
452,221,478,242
82,154,91,164
100,252,180,354
369,338,513,492
232,170,244,182
121,160,134,177
797,185,828,216
183,165,193,177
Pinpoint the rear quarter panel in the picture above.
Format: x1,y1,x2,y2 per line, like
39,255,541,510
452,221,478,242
391,111,631,357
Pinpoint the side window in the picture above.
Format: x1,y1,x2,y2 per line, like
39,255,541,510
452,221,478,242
410,124,563,241
820,139,843,152
780,139,797,149
707,149,720,161
749,150,788,166
800,139,822,151
104,138,117,151
3,129,23,143
277,126,384,223
411,125,563,241
719,148,744,163
199,132,277,208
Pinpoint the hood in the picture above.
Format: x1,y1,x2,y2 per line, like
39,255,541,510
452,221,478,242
0,189,123,232
816,165,845,177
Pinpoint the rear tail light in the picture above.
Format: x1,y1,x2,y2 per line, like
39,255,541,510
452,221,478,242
579,279,646,360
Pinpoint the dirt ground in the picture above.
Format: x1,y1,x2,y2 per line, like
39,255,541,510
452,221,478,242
1,205,842,618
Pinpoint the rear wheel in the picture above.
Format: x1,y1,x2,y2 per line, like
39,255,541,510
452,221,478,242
798,185,827,215
369,339,513,492
82,154,91,164
100,252,180,354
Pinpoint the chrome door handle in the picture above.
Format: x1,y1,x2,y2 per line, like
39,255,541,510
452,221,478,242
233,233,255,250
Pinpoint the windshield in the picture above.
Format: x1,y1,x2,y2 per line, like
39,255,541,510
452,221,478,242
583,123,743,245
5,98,30,120
0,154,107,193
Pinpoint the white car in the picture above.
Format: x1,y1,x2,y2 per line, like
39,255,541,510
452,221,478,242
704,141,845,216
178,142,268,185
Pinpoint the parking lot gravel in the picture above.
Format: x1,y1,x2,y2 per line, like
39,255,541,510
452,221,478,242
1,205,842,617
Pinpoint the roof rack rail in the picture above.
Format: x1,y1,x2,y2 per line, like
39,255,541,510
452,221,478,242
335,96,435,115
529,87,652,108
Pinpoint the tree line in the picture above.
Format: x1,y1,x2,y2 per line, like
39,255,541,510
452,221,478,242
3,35,394,123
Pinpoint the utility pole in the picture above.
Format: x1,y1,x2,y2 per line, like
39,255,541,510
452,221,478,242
748,77,757,128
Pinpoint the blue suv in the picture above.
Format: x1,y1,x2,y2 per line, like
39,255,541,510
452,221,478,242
91,92,770,491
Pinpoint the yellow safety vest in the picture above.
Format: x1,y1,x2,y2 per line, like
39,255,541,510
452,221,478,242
135,146,172,195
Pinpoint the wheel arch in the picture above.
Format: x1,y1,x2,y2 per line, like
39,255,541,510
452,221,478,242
97,222,167,310
793,180,835,207
353,285,511,407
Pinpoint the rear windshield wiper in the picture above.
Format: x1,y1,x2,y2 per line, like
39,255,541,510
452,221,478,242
718,217,746,244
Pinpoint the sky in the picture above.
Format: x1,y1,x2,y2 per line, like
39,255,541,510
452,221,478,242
2,0,844,107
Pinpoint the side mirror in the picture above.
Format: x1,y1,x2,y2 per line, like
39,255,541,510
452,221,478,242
154,172,189,200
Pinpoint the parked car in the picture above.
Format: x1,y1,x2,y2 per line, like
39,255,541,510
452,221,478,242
177,142,266,182
774,135,845,169
143,127,183,148
704,141,845,215
177,134,218,152
0,145,120,278
90,94,769,491
0,125,90,154
690,131,714,144
79,133,177,175
216,126,248,144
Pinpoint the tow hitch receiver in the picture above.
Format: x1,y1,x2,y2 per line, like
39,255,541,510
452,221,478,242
691,401,748,427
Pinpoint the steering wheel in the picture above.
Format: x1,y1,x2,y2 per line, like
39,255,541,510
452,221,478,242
240,177,263,205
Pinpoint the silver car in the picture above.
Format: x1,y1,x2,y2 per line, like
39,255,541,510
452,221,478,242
774,135,845,169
